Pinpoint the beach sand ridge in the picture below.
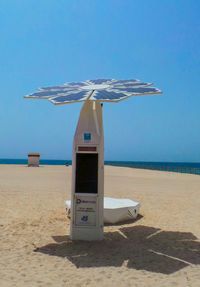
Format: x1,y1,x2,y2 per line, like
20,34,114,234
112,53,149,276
0,165,200,286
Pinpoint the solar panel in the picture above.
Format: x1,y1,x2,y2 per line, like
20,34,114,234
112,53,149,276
110,79,141,85
90,90,129,102
87,79,114,85
89,86,162,102
24,89,78,99
25,78,162,104
63,82,87,87
49,91,92,105
38,86,75,91
111,86,162,95
111,82,152,88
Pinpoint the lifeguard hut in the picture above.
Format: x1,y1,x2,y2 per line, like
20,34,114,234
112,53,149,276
25,78,162,240
27,153,42,167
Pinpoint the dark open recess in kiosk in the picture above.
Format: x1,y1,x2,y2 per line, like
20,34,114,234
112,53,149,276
75,153,98,194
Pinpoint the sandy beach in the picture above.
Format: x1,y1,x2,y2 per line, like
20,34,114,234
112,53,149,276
0,164,200,287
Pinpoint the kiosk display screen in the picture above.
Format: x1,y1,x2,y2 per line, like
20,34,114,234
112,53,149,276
75,153,98,193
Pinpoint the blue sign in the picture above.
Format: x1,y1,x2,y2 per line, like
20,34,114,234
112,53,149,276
84,133,91,141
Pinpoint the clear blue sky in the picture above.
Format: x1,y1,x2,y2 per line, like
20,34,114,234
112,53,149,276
0,0,200,162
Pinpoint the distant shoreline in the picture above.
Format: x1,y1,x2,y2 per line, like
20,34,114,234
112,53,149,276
0,159,199,166
0,159,199,175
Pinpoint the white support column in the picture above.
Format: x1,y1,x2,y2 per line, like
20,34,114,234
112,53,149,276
70,101,104,240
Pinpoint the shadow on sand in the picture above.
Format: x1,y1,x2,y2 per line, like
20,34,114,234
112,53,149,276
34,225,200,274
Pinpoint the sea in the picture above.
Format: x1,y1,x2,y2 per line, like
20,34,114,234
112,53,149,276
0,159,200,175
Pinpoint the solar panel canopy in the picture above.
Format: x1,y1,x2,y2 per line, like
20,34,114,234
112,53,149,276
25,79,162,105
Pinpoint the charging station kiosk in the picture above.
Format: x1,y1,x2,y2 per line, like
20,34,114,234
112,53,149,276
25,78,162,241
70,101,104,240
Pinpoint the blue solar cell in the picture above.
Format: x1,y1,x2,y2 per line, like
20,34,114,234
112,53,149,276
111,79,140,85
50,91,91,104
64,82,87,87
88,79,113,85
91,90,128,101
39,86,72,91
111,82,152,88
25,90,72,99
39,82,87,91
111,87,162,94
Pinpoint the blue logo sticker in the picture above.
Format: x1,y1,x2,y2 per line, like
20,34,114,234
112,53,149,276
84,133,91,141
81,216,88,222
